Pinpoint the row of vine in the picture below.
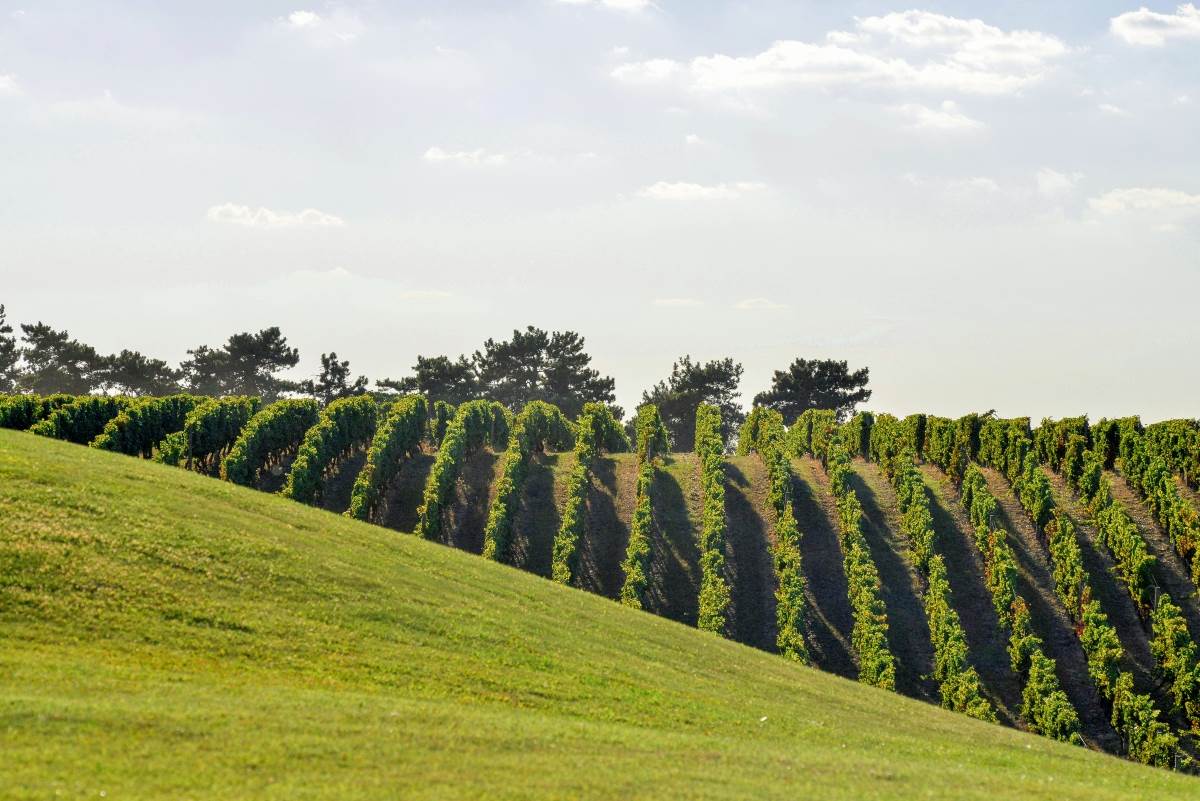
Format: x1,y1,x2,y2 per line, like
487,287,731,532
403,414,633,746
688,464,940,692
482,401,575,563
550,403,628,584
414,400,511,541
695,404,732,635
738,407,807,660
1038,417,1200,734
619,405,669,609
975,417,1182,767
791,424,896,690
870,414,994,721
347,395,430,523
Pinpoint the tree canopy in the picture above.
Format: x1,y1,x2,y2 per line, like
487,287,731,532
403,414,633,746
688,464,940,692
377,355,480,407
17,323,107,395
181,327,300,401
0,305,19,393
304,352,368,406
103,350,184,396
753,358,871,424
641,356,744,452
380,327,617,419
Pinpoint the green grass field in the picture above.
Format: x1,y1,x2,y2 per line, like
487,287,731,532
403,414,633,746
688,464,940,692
1,428,1195,800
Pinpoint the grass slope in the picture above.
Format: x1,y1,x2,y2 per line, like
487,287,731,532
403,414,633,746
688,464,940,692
1,430,1197,800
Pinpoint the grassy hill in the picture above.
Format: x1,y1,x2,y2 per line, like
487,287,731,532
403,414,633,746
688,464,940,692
1,429,1197,800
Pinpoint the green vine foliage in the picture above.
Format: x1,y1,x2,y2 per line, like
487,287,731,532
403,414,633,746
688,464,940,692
738,406,807,660
221,399,321,487
1034,419,1159,615
1013,598,1085,744
826,442,896,691
429,401,456,444
550,404,628,585
154,396,262,474
283,395,379,505
1091,478,1157,614
90,394,203,457
1113,419,1200,585
956,463,1082,742
0,393,75,430
414,400,510,541
29,395,134,444
1033,416,1091,475
619,405,669,609
785,409,837,462
870,415,993,719
1145,419,1200,490
925,554,997,722
697,405,733,635
482,400,575,563
619,457,655,609
347,395,429,523
979,421,1179,767
1150,595,1200,730
841,411,873,460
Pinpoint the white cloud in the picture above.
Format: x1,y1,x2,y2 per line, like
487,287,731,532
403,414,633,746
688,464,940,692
1111,4,1200,46
613,58,680,85
653,297,704,307
1098,102,1129,116
684,133,705,145
1088,187,1200,214
902,173,1003,196
947,176,1001,194
555,0,651,11
637,181,765,200
280,8,363,45
613,10,1069,97
893,100,984,131
735,297,787,310
0,74,18,96
423,146,509,167
206,203,345,228
288,10,320,28
1036,168,1082,197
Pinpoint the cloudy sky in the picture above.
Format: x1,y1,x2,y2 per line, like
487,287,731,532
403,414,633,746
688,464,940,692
2,1,1199,421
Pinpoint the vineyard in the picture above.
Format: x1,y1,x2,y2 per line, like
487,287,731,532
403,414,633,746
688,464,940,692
6,392,1200,783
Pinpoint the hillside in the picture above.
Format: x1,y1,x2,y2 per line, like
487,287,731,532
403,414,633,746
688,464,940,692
2,429,1197,799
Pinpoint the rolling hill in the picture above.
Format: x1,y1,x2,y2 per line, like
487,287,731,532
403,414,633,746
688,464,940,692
2,428,1197,799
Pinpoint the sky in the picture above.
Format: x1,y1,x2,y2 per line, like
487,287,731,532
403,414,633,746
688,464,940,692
1,1,1199,422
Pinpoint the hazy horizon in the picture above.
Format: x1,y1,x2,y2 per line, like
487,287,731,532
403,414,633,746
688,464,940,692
3,1,1198,422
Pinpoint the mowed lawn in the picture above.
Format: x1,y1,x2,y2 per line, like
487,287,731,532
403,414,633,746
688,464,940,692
0,429,1194,800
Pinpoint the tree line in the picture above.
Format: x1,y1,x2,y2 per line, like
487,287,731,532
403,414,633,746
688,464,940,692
0,304,871,445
